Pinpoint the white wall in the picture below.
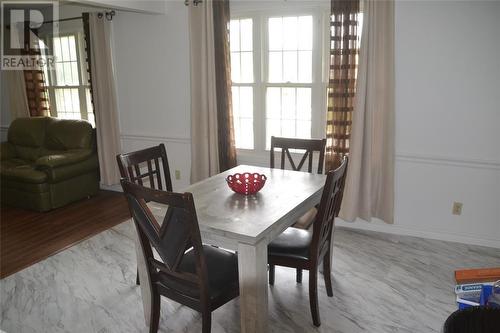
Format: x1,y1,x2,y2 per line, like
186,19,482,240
112,0,191,190
334,0,500,248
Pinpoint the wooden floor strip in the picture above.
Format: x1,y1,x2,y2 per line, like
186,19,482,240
0,190,131,279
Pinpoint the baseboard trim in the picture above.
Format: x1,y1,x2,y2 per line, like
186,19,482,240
335,220,500,249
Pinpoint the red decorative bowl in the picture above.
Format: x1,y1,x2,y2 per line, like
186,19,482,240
226,172,267,195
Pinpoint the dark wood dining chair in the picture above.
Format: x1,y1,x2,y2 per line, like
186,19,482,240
116,143,173,192
121,179,239,333
268,157,348,327
116,144,173,285
270,136,327,283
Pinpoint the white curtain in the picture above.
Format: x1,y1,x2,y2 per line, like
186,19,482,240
5,70,30,119
189,0,220,183
88,13,122,186
340,0,395,224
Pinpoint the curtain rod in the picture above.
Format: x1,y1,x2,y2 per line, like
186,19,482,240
43,16,83,25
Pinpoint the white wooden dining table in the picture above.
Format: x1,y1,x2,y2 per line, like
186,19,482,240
135,164,326,333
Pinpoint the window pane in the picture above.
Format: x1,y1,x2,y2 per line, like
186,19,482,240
296,88,311,120
61,37,70,61
283,17,297,50
239,86,253,118
282,119,295,137
268,51,282,83
231,86,240,117
296,120,311,138
240,19,252,52
68,36,77,61
298,50,312,83
239,118,254,149
268,17,282,51
232,86,254,149
231,52,241,82
53,38,62,60
281,88,296,119
266,87,281,119
230,20,240,52
240,52,253,83
266,119,281,148
283,51,297,83
298,16,313,50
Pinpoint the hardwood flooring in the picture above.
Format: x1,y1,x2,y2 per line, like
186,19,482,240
0,190,130,279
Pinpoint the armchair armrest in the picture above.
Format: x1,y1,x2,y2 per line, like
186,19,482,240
0,142,17,161
35,149,93,169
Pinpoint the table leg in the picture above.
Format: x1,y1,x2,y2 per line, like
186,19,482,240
133,226,151,326
237,240,269,333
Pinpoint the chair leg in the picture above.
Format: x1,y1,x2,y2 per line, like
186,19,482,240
136,268,140,285
202,310,212,333
323,252,333,297
269,264,275,285
309,268,321,327
296,269,302,283
149,290,160,333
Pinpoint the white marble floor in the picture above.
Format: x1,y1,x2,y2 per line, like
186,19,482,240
1,221,499,333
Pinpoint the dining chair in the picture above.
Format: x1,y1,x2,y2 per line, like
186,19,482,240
116,143,173,285
269,136,327,283
116,143,173,192
268,157,348,327
121,179,239,333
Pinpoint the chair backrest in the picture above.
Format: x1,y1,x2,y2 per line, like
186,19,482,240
270,136,327,174
311,157,348,259
120,179,208,291
116,144,173,191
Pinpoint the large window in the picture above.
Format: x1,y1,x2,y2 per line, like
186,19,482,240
230,10,324,153
42,33,95,126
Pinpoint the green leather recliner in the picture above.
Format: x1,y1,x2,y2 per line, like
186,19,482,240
0,117,100,211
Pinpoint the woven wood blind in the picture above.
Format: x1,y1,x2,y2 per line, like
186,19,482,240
21,44,50,117
82,13,95,115
325,0,360,171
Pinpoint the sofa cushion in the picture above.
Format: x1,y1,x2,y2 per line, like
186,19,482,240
8,117,52,161
7,117,50,148
44,119,93,150
0,159,48,184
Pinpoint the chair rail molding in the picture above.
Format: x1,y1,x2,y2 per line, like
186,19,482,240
238,149,500,171
120,133,191,145
396,152,500,171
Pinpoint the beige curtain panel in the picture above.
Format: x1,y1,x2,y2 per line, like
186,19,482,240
340,0,395,224
5,70,30,119
87,12,122,186
189,0,236,183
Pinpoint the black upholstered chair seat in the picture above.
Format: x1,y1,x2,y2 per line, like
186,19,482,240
268,227,312,261
158,245,238,300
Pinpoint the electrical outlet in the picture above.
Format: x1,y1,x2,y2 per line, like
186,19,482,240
452,202,463,215
175,170,181,180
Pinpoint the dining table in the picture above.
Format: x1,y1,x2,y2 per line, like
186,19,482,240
135,164,326,333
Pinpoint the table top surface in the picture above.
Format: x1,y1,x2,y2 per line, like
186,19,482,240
148,165,326,245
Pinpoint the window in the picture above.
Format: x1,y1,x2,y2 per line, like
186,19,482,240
230,10,324,153
230,18,254,149
42,33,95,126
266,15,313,149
